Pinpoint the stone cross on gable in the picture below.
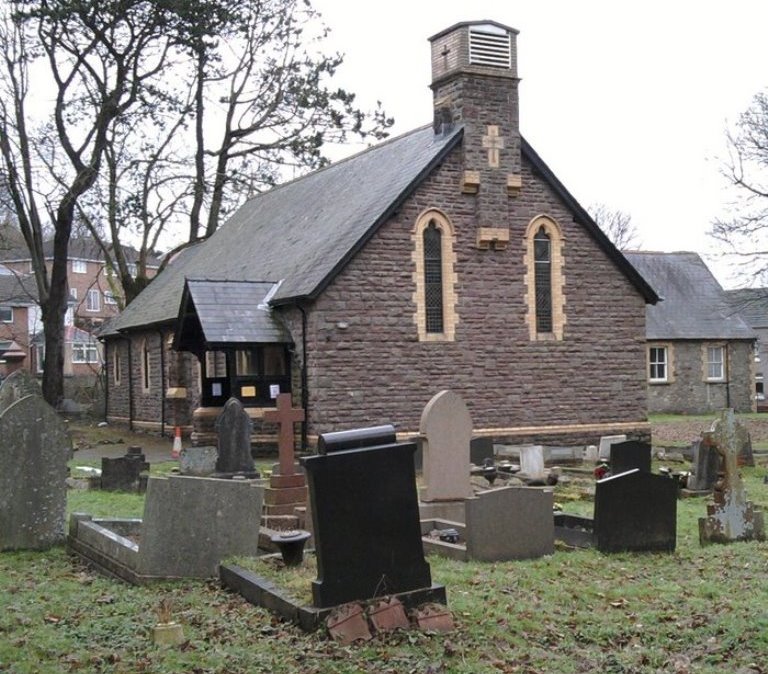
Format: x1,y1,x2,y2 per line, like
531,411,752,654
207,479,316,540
263,393,305,476
481,125,505,168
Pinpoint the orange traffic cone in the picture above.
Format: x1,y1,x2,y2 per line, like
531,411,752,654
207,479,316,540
172,426,182,459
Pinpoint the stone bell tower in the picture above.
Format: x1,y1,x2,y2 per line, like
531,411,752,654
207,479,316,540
429,21,521,249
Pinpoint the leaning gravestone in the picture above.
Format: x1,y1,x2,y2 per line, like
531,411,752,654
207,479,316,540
519,445,545,480
598,434,627,461
419,390,473,502
0,395,72,550
687,434,720,492
303,427,439,609
215,397,255,474
699,409,765,544
609,440,652,476
0,369,43,413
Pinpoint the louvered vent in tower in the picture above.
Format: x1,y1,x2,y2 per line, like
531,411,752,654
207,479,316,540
468,26,511,68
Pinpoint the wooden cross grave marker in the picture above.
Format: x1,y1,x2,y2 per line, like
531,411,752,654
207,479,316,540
482,125,505,168
263,393,305,476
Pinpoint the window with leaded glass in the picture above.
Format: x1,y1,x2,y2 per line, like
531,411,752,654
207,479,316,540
423,222,444,333
534,227,552,333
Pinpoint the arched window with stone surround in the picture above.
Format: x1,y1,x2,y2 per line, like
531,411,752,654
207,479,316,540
412,209,458,342
524,215,565,340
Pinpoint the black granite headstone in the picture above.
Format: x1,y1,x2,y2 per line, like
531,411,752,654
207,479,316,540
215,398,255,474
609,440,651,475
101,446,149,492
302,441,433,608
470,436,494,466
316,425,396,454
593,469,677,553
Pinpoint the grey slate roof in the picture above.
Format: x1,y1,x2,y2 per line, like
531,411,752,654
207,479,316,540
0,272,39,305
725,288,768,329
104,123,658,337
0,237,162,267
623,251,755,340
178,279,291,346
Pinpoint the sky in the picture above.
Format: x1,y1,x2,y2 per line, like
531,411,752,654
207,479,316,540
309,0,768,289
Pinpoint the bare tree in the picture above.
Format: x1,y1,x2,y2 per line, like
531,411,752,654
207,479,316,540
711,90,768,282
588,203,641,250
0,0,178,406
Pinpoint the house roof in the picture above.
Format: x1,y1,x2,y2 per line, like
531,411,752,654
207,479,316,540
103,123,658,338
0,271,39,306
623,251,755,340
0,237,162,267
175,279,291,350
725,288,768,329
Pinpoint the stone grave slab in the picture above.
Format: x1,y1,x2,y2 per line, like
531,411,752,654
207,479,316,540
215,397,256,475
699,409,765,544
598,434,627,461
609,440,651,476
687,434,720,492
0,370,43,413
519,445,545,479
302,439,436,609
180,445,218,476
68,474,263,582
422,486,554,562
419,390,473,502
101,446,149,492
0,395,72,550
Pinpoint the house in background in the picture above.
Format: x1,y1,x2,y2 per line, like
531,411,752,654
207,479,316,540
725,287,768,409
624,251,756,414
101,20,660,447
0,267,39,379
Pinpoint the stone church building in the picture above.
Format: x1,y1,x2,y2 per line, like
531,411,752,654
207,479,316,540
101,20,659,448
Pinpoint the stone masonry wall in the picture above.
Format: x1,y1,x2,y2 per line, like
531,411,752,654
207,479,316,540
302,143,649,442
647,340,754,414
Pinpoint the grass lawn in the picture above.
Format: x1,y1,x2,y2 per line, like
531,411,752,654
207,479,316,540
1,443,767,672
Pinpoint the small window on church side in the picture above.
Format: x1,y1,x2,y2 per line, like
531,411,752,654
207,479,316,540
113,344,122,385
423,223,444,333
533,227,553,333
411,209,458,342
524,215,565,341
141,338,151,391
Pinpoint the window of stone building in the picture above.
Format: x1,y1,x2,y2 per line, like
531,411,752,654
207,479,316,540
705,345,725,381
141,338,151,391
72,259,87,274
412,209,458,342
0,306,12,322
524,216,565,341
113,344,122,385
649,346,668,382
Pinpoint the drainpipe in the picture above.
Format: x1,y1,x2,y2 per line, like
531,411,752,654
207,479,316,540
157,328,166,438
127,336,134,432
297,303,309,451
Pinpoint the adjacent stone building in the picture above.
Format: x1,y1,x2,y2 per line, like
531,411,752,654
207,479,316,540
101,20,660,446
625,252,756,414
726,287,768,409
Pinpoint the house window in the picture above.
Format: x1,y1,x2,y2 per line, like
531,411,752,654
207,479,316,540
706,345,725,381
72,340,99,364
533,227,553,333
423,223,444,333
649,346,668,382
69,288,77,300
113,345,122,385
127,263,137,277
104,291,117,305
0,306,12,323
524,216,565,340
411,209,458,342
72,259,87,274
141,339,150,391
35,344,44,373
86,289,100,312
